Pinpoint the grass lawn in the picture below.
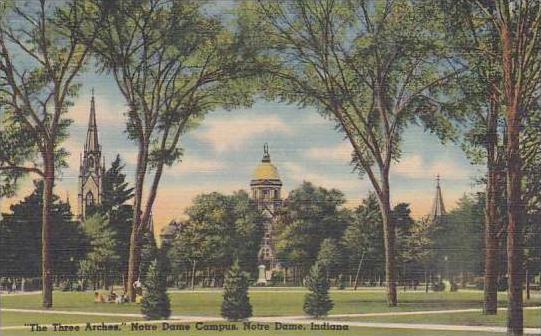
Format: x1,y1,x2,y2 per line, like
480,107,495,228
1,290,539,335
336,309,541,328
2,290,539,317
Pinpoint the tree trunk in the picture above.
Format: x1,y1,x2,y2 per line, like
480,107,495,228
484,84,500,315
127,143,148,301
525,269,530,301
191,260,196,291
484,165,499,314
42,153,54,308
377,179,397,306
505,101,524,336
425,269,429,293
353,253,365,290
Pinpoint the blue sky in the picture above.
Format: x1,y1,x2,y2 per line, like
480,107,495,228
1,72,484,233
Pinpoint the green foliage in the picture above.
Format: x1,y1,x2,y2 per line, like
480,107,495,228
78,213,119,287
91,0,259,167
303,262,334,318
0,181,86,278
101,155,134,213
221,261,252,321
0,0,99,191
432,194,484,277
275,182,350,270
169,191,264,276
99,155,134,277
245,1,460,177
316,238,343,279
341,193,385,276
140,231,158,284
141,259,171,320
400,217,436,270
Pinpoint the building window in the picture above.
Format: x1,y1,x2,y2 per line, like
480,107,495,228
86,192,94,207
88,156,94,168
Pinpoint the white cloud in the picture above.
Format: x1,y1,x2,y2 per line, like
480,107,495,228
393,154,471,180
195,115,292,152
304,142,352,163
282,162,366,193
166,156,227,175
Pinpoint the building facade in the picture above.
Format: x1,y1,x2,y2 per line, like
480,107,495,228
78,92,105,220
250,144,283,274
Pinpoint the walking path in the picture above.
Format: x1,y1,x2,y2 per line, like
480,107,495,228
2,307,540,334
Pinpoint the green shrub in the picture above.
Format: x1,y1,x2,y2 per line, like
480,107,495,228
221,261,252,321
303,262,334,318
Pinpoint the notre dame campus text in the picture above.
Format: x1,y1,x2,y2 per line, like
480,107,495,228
24,321,350,332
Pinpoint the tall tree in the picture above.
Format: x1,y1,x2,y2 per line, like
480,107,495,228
248,0,461,305
432,194,484,281
79,213,119,290
400,216,435,291
0,181,86,280
0,0,99,307
89,0,257,301
316,238,343,280
101,155,134,287
169,191,264,285
341,193,385,285
440,1,507,314
101,154,134,213
274,182,350,276
464,2,541,334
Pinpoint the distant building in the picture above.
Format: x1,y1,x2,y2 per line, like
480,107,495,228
78,91,105,220
430,174,446,224
250,144,283,274
160,220,184,246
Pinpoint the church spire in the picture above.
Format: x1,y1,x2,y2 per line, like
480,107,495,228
430,174,446,223
79,89,103,220
85,88,99,152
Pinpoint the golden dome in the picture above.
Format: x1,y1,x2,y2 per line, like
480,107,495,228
253,162,280,180
251,143,281,181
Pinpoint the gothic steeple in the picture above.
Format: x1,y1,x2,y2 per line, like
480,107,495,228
78,89,104,220
85,88,99,153
430,174,446,223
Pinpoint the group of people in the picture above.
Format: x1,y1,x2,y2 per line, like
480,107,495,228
1,278,25,293
94,281,144,304
94,291,128,304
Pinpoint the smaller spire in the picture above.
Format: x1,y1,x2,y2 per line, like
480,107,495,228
431,174,446,223
262,143,271,163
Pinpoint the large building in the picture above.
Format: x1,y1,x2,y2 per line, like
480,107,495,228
250,144,283,275
78,91,105,220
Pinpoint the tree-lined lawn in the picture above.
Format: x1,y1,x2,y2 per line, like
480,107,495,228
2,290,539,317
2,290,540,335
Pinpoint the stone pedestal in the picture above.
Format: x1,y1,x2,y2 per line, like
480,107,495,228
256,265,267,286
